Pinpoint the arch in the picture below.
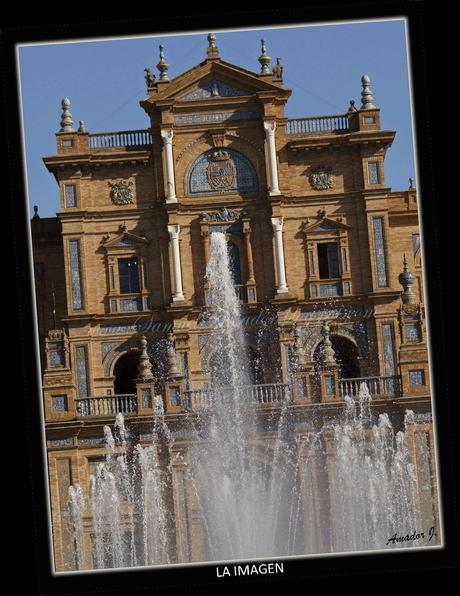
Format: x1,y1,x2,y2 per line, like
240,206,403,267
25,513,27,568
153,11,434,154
113,350,140,394
313,334,360,379
186,148,258,196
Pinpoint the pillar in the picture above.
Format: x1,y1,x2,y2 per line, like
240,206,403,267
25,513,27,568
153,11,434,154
167,224,185,302
264,120,281,196
271,217,289,293
161,129,177,203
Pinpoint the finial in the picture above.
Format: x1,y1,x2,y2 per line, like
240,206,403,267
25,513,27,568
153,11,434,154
321,322,337,366
272,57,283,79
77,120,87,133
137,335,154,381
409,177,414,189
157,45,170,81
59,97,75,133
32,205,40,220
258,39,271,75
144,67,156,88
348,99,358,112
167,332,182,379
361,74,376,109
207,33,219,59
398,254,417,304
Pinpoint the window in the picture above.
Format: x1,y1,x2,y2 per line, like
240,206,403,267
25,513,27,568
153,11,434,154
227,241,242,284
317,242,340,279
118,258,140,294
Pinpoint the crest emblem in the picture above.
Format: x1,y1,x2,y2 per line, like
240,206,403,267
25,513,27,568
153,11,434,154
309,167,333,190
108,180,134,205
206,150,236,192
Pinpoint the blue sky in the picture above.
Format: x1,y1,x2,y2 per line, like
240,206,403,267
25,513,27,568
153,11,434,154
17,19,415,218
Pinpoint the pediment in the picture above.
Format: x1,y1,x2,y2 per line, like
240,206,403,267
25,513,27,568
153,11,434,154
143,59,289,105
102,230,148,249
303,217,351,233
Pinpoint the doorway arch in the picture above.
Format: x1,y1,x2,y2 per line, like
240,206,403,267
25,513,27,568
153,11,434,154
313,335,360,379
113,350,139,394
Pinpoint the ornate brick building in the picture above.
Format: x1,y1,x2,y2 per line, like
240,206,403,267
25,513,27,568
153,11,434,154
31,34,437,571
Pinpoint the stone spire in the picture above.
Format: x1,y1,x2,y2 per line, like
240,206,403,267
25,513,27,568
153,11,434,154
293,324,307,369
360,74,376,109
321,322,337,366
167,332,182,379
59,98,75,133
258,39,271,75
398,254,417,304
137,336,154,381
207,33,219,59
32,205,40,220
77,120,87,133
157,45,170,81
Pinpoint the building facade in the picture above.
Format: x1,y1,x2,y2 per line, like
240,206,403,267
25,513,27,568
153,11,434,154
31,35,437,571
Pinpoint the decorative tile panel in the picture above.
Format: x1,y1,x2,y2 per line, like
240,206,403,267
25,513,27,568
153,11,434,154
64,184,77,208
51,395,68,412
372,217,388,287
319,282,342,297
382,323,396,376
405,323,420,342
325,375,335,395
120,298,141,312
368,162,380,184
409,370,425,386
68,240,84,310
50,350,65,367
76,345,89,397
188,148,258,196
141,387,152,408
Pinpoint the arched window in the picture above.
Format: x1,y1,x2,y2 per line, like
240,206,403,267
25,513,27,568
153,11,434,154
187,148,258,196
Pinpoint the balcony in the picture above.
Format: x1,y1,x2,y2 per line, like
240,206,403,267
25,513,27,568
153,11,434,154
184,383,291,410
339,376,402,400
286,115,349,136
76,394,137,417
88,130,152,150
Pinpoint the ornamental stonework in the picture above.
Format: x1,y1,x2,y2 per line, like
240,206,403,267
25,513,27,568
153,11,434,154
108,179,135,205
308,166,333,190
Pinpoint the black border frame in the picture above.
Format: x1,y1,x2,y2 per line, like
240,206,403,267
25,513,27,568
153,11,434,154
3,3,458,593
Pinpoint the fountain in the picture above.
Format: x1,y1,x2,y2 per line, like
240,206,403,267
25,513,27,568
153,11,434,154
66,232,437,570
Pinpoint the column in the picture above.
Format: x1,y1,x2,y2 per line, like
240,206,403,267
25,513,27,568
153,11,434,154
264,120,281,196
161,129,177,203
271,217,288,293
243,223,255,282
168,224,185,301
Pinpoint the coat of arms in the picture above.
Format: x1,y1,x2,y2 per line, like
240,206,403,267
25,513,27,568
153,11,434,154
309,167,333,190
206,150,236,192
108,180,134,205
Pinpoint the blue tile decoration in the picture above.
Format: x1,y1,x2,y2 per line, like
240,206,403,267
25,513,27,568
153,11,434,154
76,345,89,397
372,217,388,287
368,162,380,184
141,387,152,408
69,239,84,310
319,283,342,297
180,80,252,101
325,375,335,395
120,298,141,312
50,350,65,367
64,184,77,208
51,395,68,413
188,148,257,196
409,370,425,386
382,323,396,376
405,323,420,342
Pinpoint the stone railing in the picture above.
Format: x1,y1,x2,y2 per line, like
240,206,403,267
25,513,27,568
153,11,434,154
286,115,349,135
76,394,138,417
339,376,402,400
89,130,152,149
184,383,291,410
